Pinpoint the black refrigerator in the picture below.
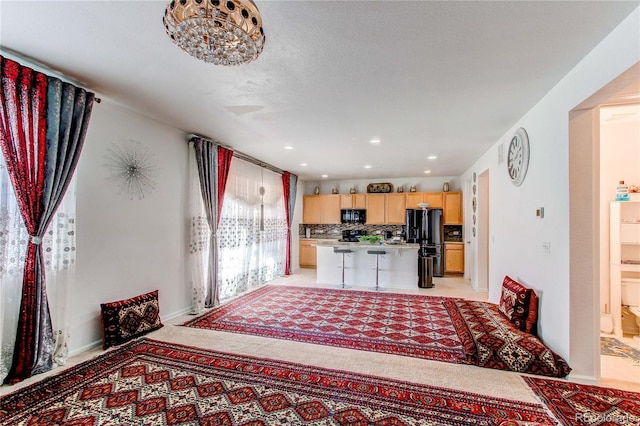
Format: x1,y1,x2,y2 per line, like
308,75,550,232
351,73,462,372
406,208,444,286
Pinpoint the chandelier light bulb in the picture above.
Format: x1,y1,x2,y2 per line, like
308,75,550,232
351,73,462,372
163,0,265,66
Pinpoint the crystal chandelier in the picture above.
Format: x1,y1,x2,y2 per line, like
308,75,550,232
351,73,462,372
163,0,265,66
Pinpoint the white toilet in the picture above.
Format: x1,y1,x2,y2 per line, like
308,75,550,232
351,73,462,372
621,280,640,338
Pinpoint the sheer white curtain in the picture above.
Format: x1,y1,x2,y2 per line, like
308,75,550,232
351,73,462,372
0,155,76,382
218,159,286,301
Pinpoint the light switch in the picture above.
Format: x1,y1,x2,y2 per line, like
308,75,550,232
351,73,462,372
536,207,545,218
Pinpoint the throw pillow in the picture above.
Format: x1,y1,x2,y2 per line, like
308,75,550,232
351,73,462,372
498,276,538,334
525,290,539,335
100,290,163,349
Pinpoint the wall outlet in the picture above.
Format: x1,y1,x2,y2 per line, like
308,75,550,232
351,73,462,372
315,230,324,234
542,241,551,254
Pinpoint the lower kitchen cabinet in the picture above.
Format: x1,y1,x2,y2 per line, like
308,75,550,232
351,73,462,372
299,239,318,268
445,243,464,274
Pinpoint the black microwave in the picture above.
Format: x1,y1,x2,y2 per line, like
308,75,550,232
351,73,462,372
341,209,366,224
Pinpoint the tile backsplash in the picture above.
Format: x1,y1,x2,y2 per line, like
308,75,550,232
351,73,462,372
299,223,402,239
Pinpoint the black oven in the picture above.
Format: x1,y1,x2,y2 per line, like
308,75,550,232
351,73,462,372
340,209,366,224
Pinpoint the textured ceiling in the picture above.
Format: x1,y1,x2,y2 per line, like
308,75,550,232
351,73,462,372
1,1,638,180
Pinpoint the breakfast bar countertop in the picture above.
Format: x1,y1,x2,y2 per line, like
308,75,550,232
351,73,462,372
312,240,420,249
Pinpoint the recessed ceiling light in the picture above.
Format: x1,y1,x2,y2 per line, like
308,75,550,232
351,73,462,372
364,165,372,169
424,170,431,174
370,138,381,144
284,146,293,150
321,174,328,178
427,155,437,160
300,163,308,166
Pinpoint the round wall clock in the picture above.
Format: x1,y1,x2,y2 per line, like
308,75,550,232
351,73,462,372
507,127,530,187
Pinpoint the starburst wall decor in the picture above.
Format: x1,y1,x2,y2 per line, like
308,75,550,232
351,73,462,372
103,139,158,200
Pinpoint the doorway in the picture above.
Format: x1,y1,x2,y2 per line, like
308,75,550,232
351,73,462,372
475,170,490,292
569,62,639,387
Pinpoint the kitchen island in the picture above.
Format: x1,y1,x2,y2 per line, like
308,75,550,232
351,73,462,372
313,241,420,290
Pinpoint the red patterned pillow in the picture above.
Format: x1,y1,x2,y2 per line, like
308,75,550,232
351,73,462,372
498,276,538,334
100,290,163,349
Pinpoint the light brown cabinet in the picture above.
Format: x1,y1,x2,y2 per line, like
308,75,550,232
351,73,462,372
405,192,443,209
365,194,386,224
366,193,406,224
385,193,406,224
405,192,424,209
299,239,318,268
303,195,322,224
445,243,464,274
303,190,462,226
424,192,444,208
443,192,462,224
303,195,341,224
340,194,366,209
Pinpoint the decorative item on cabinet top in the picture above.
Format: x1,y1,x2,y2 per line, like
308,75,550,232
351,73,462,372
367,182,393,193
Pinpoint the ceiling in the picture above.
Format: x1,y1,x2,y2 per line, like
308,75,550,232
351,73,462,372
1,1,638,180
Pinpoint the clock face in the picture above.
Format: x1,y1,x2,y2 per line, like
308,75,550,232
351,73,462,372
507,128,529,186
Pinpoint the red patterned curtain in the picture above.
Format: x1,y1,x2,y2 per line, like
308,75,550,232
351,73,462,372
0,56,94,384
216,146,233,224
281,172,297,275
282,172,292,275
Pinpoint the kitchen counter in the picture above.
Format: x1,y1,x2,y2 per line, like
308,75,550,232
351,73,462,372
314,242,419,289
313,240,420,249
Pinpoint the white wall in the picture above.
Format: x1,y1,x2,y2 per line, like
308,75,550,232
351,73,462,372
460,7,640,379
72,100,190,355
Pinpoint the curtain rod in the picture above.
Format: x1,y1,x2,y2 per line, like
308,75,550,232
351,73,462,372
233,151,284,175
189,134,284,175
1,47,101,103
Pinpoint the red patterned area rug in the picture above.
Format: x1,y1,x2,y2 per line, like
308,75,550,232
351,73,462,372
0,339,556,425
524,377,640,426
183,285,468,364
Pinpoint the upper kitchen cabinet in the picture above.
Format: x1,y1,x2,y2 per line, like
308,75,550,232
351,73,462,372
405,192,424,209
424,192,444,208
366,193,406,224
366,194,386,224
406,192,443,209
340,194,366,209
303,195,341,224
443,192,462,224
385,193,406,224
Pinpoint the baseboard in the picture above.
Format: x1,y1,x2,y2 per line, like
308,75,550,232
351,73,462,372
567,374,598,385
163,306,194,323
69,339,102,357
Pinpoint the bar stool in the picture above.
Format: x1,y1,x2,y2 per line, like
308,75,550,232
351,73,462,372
333,247,353,289
367,249,386,292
